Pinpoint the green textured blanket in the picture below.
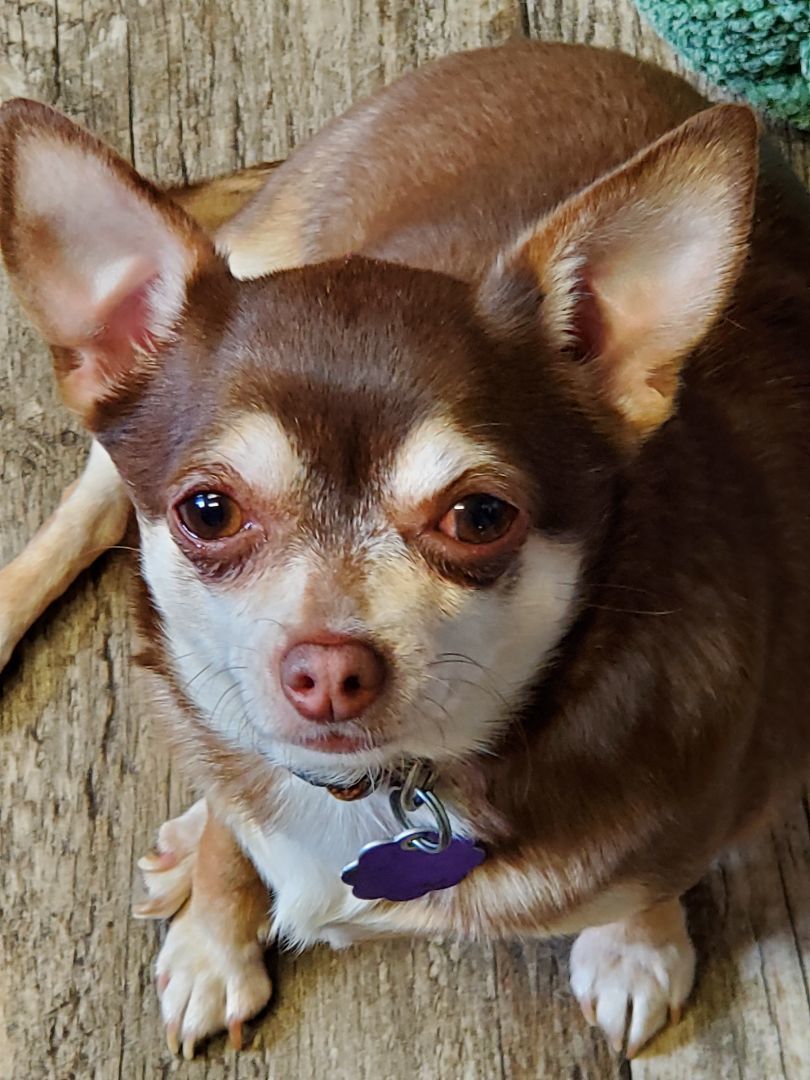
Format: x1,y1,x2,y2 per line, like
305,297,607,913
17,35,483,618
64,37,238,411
636,1,810,129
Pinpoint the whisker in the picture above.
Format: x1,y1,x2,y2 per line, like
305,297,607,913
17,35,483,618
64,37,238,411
421,694,452,751
236,696,255,738
432,651,487,669
183,663,249,705
183,662,213,691
580,603,677,616
426,670,509,711
254,616,288,631
210,681,244,727
430,653,510,702
227,692,255,739
559,580,660,596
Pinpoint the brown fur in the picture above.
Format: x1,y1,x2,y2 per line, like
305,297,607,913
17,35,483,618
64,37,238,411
187,811,269,941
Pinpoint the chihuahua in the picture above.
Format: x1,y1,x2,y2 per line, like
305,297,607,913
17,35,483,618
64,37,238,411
1,39,809,1061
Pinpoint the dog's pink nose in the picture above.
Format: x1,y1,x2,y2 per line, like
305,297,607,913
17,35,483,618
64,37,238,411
280,639,386,723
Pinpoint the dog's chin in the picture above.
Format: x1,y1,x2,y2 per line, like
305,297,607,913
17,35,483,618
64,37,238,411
251,721,394,785
254,721,464,788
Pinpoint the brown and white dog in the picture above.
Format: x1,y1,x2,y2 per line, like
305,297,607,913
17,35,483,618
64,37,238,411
2,40,810,1060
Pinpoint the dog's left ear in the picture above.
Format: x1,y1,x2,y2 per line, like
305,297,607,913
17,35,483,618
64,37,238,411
478,104,758,444
0,99,215,424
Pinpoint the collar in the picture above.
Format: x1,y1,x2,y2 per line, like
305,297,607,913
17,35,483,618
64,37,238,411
289,759,436,802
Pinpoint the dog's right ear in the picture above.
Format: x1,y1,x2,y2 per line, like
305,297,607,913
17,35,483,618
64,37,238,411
0,99,215,424
477,104,758,447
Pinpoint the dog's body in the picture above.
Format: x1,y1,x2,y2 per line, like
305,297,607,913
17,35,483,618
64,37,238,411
2,40,810,1059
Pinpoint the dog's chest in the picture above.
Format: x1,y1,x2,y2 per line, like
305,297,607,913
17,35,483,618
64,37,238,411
232,779,451,948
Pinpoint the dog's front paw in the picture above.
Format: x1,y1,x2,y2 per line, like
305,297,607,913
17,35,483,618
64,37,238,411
133,799,208,920
156,904,272,1059
569,899,695,1057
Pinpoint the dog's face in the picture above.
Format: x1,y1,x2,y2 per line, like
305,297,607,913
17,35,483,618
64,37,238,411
0,99,757,781
109,260,604,780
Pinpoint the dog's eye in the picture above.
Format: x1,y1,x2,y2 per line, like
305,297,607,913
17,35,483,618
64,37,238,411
438,494,518,545
177,492,243,540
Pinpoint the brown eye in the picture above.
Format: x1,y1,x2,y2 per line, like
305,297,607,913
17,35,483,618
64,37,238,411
438,494,518,545
177,491,243,540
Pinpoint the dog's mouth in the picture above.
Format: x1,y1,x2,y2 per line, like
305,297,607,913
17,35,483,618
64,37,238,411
285,721,383,756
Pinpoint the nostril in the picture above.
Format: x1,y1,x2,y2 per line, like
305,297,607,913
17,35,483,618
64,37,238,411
289,669,317,695
342,674,361,694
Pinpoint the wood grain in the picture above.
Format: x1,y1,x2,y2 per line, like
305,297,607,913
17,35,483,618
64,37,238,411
1,2,808,1078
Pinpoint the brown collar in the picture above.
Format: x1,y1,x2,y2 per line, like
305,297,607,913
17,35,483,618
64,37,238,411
290,760,436,802
287,767,376,801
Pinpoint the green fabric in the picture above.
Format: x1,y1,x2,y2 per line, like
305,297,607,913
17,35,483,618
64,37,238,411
635,0,810,129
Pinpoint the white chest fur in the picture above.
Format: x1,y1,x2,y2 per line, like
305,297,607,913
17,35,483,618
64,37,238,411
231,776,465,948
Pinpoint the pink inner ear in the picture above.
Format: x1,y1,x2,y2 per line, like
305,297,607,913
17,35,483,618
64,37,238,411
94,275,160,360
569,268,604,361
81,274,165,397
66,275,162,406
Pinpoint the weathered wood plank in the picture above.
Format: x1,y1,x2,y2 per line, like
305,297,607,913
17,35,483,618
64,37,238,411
1,2,808,1079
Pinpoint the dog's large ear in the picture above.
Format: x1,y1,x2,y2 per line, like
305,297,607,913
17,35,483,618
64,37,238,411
478,104,758,444
0,99,215,423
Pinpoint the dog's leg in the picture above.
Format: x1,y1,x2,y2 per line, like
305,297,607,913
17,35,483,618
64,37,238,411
149,803,272,1059
166,161,278,234
0,440,130,671
569,897,696,1057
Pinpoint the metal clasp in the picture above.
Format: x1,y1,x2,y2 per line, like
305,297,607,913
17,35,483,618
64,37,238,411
390,761,452,854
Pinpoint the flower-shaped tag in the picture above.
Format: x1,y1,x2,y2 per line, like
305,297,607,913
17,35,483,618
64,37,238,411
341,829,485,901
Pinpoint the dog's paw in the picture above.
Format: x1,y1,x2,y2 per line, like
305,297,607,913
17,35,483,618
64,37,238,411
569,901,695,1057
133,799,208,920
156,904,272,1059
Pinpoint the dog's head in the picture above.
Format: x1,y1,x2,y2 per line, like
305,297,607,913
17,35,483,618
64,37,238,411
0,99,756,783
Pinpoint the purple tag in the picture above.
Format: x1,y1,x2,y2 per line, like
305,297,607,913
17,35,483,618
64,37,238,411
341,830,486,901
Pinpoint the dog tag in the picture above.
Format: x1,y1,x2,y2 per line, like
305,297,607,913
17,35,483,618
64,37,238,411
341,830,485,901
